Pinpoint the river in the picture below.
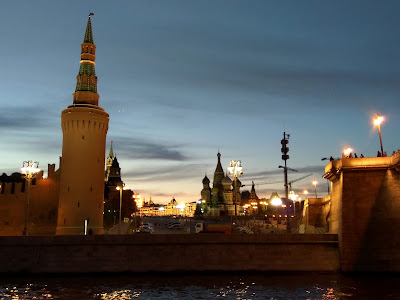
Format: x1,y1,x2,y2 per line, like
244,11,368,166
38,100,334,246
1,272,400,299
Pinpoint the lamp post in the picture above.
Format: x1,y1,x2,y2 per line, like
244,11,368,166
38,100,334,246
132,194,142,232
374,114,384,156
312,179,318,198
343,146,353,158
303,190,308,212
227,160,243,225
288,191,299,216
21,161,40,236
271,197,282,227
116,182,125,234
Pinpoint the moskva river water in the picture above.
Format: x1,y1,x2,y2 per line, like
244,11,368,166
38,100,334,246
1,273,400,299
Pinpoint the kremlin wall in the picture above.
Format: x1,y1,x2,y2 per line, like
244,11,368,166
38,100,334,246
0,15,400,273
0,163,60,236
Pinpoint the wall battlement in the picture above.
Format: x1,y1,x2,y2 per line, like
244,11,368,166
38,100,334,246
0,164,60,236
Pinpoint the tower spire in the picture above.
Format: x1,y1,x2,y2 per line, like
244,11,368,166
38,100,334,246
215,152,223,173
109,140,114,158
84,13,94,43
73,13,100,106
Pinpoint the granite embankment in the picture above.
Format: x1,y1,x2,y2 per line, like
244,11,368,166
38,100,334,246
0,234,339,273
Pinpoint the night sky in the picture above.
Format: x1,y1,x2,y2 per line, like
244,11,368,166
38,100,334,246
1,1,400,204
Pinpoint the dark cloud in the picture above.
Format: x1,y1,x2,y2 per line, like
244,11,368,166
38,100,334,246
110,137,188,161
241,165,325,187
122,163,205,183
245,165,324,178
0,106,51,130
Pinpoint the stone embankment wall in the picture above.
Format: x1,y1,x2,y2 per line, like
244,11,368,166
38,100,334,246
325,151,400,272
0,234,339,273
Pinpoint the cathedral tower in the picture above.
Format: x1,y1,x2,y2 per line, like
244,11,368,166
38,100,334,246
56,14,109,235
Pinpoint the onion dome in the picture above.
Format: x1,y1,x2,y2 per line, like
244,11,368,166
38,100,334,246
202,175,210,184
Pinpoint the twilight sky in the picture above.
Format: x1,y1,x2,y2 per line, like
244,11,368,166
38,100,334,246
1,1,400,204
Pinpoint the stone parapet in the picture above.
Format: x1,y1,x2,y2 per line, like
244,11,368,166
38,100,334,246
0,234,339,273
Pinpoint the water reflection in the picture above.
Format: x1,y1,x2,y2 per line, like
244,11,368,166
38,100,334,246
0,273,400,299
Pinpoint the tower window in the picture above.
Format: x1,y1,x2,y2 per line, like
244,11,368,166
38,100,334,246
68,186,70,192
90,186,93,192
78,202,80,208
82,135,84,139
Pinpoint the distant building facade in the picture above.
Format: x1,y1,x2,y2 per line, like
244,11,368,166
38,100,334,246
138,197,196,217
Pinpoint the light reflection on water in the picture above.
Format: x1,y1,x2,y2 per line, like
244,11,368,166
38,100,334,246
1,273,400,299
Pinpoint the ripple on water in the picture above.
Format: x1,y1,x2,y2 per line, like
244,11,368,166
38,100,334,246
1,273,400,299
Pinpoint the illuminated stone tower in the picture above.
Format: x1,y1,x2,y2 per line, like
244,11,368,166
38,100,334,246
56,14,109,235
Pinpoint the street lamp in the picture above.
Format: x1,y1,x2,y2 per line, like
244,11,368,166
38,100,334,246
374,114,384,156
312,179,318,198
271,197,282,226
227,160,243,224
21,161,40,236
288,191,299,216
343,146,353,158
303,190,309,212
116,183,126,234
132,194,142,233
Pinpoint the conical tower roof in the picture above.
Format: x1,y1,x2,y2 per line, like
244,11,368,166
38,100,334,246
111,156,120,168
269,192,280,200
251,181,256,193
73,13,100,106
215,152,223,173
249,181,259,201
108,141,114,158
84,13,94,43
213,152,225,189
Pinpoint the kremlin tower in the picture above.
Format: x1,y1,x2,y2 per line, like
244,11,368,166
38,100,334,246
56,14,109,235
